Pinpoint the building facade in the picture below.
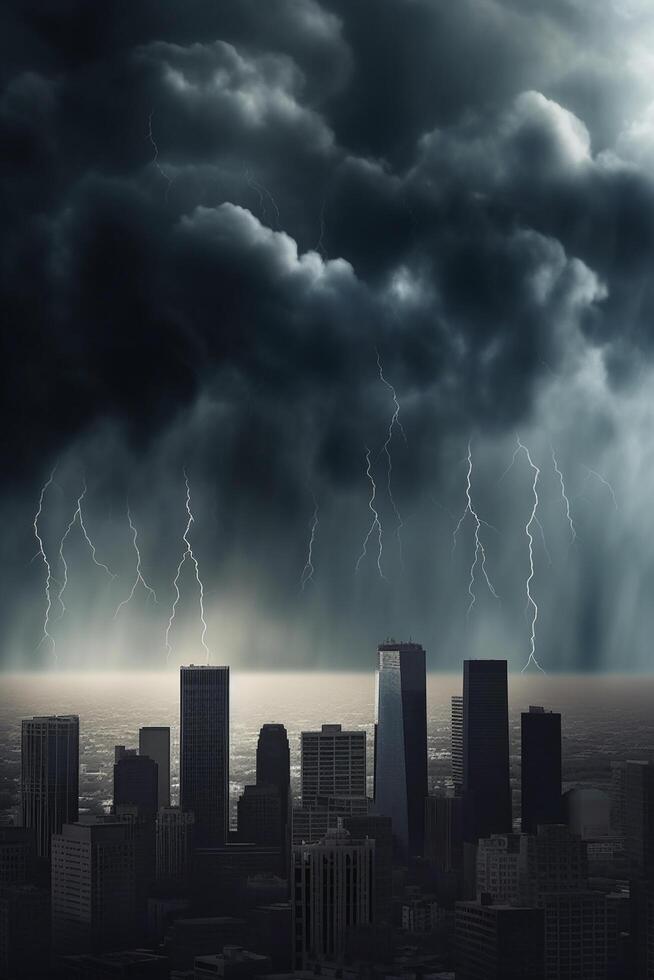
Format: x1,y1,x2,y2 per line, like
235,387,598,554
301,724,366,805
139,727,171,809
156,807,195,881
20,714,79,861
521,706,562,833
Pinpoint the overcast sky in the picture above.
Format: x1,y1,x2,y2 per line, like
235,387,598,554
3,0,654,671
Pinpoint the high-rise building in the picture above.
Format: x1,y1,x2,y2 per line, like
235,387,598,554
476,834,523,906
424,795,463,872
521,706,562,833
139,727,171,809
256,724,290,820
180,665,230,847
114,753,159,819
20,715,79,861
51,821,136,953
0,884,50,979
0,828,35,885
455,898,545,980
237,785,282,848
156,807,195,881
374,640,428,858
292,796,370,845
621,760,654,876
301,724,366,805
462,660,511,842
451,695,463,793
541,891,610,980
292,827,374,968
344,814,393,927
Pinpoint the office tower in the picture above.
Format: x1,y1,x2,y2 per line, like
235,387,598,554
0,828,34,885
0,884,50,979
237,785,282,847
114,745,135,762
451,695,463,793
114,753,159,819
563,787,610,839
20,714,79,861
462,660,511,841
374,640,428,858
139,727,171,809
455,898,545,980
301,724,366,805
292,827,374,968
180,665,230,847
344,814,393,927
256,723,290,819
521,706,562,833
621,760,654,876
156,807,195,881
610,761,628,836
51,821,136,953
541,891,610,980
476,834,523,905
292,795,370,845
424,795,463,872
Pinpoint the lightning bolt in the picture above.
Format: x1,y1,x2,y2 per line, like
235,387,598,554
165,471,211,665
114,504,157,618
376,349,407,569
583,466,618,510
356,447,386,580
315,197,327,258
452,441,499,616
551,446,577,544
245,168,280,228
300,492,319,590
148,110,174,202
33,468,57,659
55,479,116,623
513,437,545,674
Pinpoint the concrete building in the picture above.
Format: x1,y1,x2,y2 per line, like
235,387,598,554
51,821,136,953
476,834,523,906
455,898,545,979
292,796,369,845
451,696,463,793
194,946,271,979
563,787,611,841
0,828,34,885
301,725,366,806
20,714,79,860
424,795,463,873
114,753,158,819
156,807,195,881
139,727,171,809
292,827,374,968
237,785,282,848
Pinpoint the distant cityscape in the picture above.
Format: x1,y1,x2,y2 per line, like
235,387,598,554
0,647,652,980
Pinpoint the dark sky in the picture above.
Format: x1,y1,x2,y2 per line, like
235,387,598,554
2,0,654,671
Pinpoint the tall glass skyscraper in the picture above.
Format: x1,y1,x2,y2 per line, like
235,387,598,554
180,666,229,847
462,659,511,841
521,705,561,833
374,641,427,859
139,726,171,809
21,715,79,860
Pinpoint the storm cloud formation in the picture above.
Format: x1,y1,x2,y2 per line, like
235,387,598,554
3,0,654,671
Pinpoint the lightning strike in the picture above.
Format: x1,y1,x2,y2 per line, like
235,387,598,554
55,479,116,623
452,442,499,616
551,446,577,544
355,447,386,580
300,493,319,590
376,349,407,569
245,168,280,228
164,472,211,665
147,111,174,201
33,468,57,658
114,504,157,619
583,466,618,510
513,437,546,674
315,197,327,258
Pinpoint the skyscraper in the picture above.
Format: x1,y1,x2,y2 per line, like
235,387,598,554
521,706,562,833
462,660,511,841
451,695,463,793
139,727,171,809
180,666,230,847
237,785,282,847
256,723,290,853
374,641,428,858
113,753,158,819
301,724,366,805
20,715,79,861
156,807,195,881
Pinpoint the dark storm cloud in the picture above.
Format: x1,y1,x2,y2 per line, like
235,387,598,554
3,0,654,668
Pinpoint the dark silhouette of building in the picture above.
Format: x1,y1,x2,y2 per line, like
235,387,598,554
180,665,230,847
424,794,463,873
114,753,158,819
451,695,463,793
0,883,50,979
156,806,194,882
194,946,271,979
247,903,292,972
256,723,290,855
237,784,282,848
621,760,654,876
51,821,136,954
301,724,366,805
20,714,79,861
139,727,171,809
162,916,247,972
521,706,562,833
58,949,170,979
374,640,428,859
462,660,511,842
0,828,35,885
344,813,394,927
455,897,545,979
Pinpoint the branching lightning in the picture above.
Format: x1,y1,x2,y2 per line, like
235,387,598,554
33,468,57,658
148,111,174,202
164,471,211,664
114,504,157,619
315,197,327,258
513,437,545,673
55,479,116,624
245,168,280,228
551,445,577,544
356,447,386,579
300,492,319,590
583,466,618,510
376,349,407,568
452,442,499,616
